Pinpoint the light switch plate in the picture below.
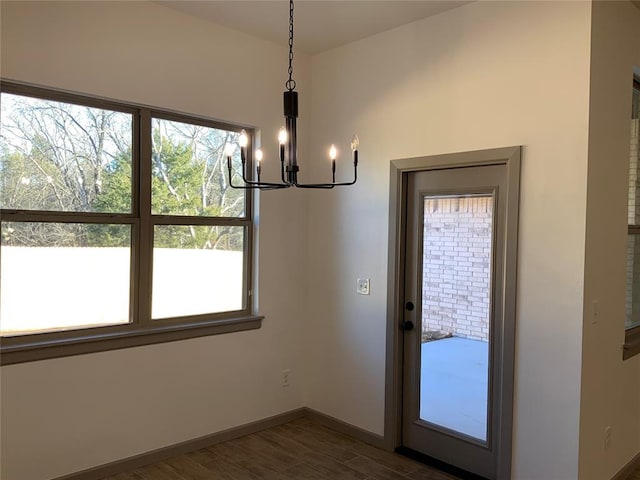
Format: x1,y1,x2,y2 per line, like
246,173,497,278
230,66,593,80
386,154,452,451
357,278,370,295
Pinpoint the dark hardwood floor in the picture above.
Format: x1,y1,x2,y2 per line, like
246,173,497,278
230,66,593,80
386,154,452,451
101,417,461,480
99,416,640,480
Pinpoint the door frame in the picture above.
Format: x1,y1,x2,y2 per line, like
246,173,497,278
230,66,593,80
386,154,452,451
384,146,521,479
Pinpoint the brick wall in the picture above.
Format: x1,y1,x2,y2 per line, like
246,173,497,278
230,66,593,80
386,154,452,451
422,196,493,342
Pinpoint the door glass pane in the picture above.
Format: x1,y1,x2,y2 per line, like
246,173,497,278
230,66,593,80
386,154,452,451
152,225,245,319
0,222,131,336
420,194,493,441
0,93,133,213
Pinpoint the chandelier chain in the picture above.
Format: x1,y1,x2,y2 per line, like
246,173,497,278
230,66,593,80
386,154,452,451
225,0,359,190
286,0,296,91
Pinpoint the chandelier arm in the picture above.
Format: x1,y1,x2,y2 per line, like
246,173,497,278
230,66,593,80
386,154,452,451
228,179,290,190
331,163,358,186
294,162,358,188
239,147,249,182
237,176,291,188
238,163,253,184
330,179,358,187
238,166,291,188
293,183,336,189
227,161,290,190
280,155,289,185
227,165,254,190
245,181,292,188
237,152,287,188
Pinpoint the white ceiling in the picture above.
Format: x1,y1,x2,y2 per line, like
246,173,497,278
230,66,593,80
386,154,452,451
157,1,472,54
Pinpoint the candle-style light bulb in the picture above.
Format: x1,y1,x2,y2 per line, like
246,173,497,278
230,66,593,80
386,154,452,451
224,143,235,170
350,134,360,151
255,148,263,179
351,134,359,167
278,127,288,145
278,127,287,164
238,130,248,148
224,143,235,157
329,144,337,182
329,144,337,160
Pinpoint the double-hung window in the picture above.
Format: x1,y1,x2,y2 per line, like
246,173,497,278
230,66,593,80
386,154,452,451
0,82,258,364
625,76,640,359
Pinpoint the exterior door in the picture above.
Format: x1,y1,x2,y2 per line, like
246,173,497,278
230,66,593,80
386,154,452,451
401,163,513,479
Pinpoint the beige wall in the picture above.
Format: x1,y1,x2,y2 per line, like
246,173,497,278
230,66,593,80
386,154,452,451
0,2,311,479
305,2,592,479
579,2,640,479
3,1,639,480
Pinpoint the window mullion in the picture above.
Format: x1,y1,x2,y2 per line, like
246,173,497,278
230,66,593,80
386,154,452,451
0,84,260,365
136,109,153,327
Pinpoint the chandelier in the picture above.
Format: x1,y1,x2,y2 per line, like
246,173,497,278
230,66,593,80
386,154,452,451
226,0,359,190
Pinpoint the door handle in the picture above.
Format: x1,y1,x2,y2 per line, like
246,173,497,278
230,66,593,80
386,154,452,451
402,320,414,331
405,301,414,311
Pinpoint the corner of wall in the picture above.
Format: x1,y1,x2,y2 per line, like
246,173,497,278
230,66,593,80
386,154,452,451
579,2,640,479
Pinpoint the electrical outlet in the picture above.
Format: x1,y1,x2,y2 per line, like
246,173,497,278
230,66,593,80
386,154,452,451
592,300,600,325
604,426,611,451
357,278,370,295
281,369,291,387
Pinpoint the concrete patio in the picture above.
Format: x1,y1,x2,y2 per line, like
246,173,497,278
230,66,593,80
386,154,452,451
420,336,489,441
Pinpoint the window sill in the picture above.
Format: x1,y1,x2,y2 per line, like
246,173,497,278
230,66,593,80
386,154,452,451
623,325,640,360
0,315,263,366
